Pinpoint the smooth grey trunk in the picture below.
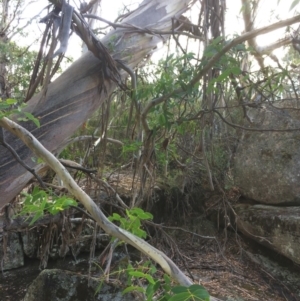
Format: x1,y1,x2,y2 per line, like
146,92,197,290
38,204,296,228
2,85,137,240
0,0,191,207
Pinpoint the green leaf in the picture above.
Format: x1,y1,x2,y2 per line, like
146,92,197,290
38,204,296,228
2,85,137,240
132,208,153,219
40,198,47,211
169,285,210,301
95,280,104,294
144,274,156,285
23,112,40,127
109,213,121,221
189,284,207,292
150,264,157,274
146,280,161,301
6,98,17,105
217,69,232,82
0,103,10,110
171,286,187,294
133,228,147,238
128,271,155,284
37,158,44,164
188,284,210,300
158,114,166,126
168,292,190,301
234,43,246,51
29,211,43,226
290,0,300,11
129,270,148,278
230,66,241,75
163,274,171,291
146,285,154,301
62,198,77,207
122,286,145,295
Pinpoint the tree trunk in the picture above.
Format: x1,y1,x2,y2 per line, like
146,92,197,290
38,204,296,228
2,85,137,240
0,0,191,207
0,0,10,99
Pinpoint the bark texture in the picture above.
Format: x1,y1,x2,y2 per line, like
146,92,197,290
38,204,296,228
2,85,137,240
233,103,300,204
235,204,300,264
0,0,191,207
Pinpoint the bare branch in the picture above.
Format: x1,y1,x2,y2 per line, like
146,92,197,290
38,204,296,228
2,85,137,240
212,108,300,132
256,37,292,55
241,0,264,68
0,128,46,189
0,116,194,288
140,15,300,126
83,13,204,39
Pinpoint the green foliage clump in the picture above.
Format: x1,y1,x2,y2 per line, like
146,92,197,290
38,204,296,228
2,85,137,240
109,207,153,239
106,208,210,301
122,261,209,301
18,186,77,225
0,41,38,102
0,97,40,126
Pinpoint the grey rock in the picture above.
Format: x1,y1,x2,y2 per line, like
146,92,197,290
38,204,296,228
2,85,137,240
24,269,136,301
245,251,300,298
233,103,300,204
0,232,24,270
235,204,300,264
21,230,38,258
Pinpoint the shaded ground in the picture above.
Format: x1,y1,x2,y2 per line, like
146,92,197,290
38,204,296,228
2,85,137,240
0,254,96,300
182,240,298,301
0,220,299,301
172,228,300,301
0,258,40,300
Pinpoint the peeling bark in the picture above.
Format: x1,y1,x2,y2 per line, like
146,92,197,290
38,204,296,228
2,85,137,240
0,0,192,207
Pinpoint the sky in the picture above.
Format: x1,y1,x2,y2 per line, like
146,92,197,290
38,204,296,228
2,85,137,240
227,0,297,56
18,0,139,60
17,0,300,62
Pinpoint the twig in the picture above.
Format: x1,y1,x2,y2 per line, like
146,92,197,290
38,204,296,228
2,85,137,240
0,128,46,189
212,109,300,132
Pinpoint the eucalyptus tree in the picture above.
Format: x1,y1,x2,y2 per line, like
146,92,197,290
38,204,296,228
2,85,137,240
1,0,300,297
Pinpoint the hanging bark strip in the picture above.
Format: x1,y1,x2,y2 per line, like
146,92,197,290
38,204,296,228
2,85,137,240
0,116,223,301
0,0,192,206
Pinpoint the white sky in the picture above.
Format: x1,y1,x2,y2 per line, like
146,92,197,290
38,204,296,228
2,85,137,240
17,0,300,62
19,0,138,60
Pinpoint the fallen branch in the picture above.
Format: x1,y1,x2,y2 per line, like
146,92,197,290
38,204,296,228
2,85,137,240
0,116,224,300
0,117,195,288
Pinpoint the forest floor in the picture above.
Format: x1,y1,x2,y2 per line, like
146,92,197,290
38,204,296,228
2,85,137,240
1,220,299,301
173,230,299,301
1,173,299,300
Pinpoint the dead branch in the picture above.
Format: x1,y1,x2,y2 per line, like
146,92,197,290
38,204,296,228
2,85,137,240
0,116,194,287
